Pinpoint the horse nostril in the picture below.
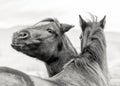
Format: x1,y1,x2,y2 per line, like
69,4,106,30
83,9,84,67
18,31,30,39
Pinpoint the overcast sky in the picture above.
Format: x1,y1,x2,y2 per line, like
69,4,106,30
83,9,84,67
0,0,120,32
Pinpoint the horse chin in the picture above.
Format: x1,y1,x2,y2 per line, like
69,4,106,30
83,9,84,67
11,42,40,52
11,43,25,51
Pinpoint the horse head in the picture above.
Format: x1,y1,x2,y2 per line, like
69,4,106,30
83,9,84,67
11,18,77,77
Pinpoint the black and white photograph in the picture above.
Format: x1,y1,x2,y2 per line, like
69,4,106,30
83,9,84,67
0,0,120,86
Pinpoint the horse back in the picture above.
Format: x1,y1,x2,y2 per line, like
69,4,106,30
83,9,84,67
0,67,34,86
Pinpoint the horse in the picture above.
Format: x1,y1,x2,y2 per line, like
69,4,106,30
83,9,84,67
11,18,78,77
9,15,109,86
79,15,109,77
0,67,34,86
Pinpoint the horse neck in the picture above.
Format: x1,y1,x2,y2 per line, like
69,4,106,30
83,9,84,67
81,30,108,79
46,35,78,77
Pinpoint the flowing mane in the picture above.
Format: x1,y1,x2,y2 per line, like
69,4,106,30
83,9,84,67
77,15,109,85
80,15,107,73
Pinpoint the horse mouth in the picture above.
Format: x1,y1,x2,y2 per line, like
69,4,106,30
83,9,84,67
11,42,26,51
11,40,41,52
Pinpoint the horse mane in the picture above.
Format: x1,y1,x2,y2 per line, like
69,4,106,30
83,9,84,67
40,18,57,22
88,13,98,22
72,15,108,85
82,15,106,67
85,14,106,29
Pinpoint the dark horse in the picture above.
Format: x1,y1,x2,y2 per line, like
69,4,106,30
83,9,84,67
11,18,78,77
4,15,109,86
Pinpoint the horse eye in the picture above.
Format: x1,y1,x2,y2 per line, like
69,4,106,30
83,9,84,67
47,28,54,33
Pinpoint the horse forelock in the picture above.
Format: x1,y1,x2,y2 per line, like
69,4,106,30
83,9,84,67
40,18,61,28
84,14,105,29
86,13,98,24
32,18,66,36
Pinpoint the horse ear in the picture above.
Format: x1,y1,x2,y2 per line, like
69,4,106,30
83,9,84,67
60,23,74,33
79,15,88,32
99,15,106,29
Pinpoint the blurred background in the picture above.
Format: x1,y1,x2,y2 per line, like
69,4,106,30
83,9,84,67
0,0,120,84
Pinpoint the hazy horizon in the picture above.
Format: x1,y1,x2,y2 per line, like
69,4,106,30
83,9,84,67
0,0,120,32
